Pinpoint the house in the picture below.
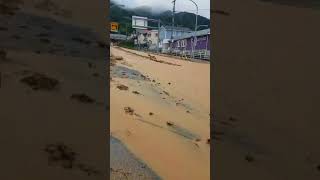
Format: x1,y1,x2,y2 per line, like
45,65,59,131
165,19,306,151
171,28,210,60
159,25,192,53
135,29,159,51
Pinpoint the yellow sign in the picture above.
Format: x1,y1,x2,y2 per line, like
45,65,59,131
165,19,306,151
111,22,119,32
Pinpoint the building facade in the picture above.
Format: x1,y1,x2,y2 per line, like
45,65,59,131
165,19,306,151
135,29,159,51
159,26,192,53
171,29,210,60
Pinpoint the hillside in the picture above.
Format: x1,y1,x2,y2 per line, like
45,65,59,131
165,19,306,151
110,1,210,35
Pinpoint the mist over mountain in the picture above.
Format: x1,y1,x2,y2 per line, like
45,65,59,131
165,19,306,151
110,1,210,35
132,5,153,15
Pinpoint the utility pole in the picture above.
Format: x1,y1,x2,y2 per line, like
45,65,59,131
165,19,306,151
157,19,161,54
125,23,129,40
189,0,198,59
126,23,128,37
171,0,176,54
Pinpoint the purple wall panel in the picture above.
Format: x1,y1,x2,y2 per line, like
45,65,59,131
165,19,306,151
172,34,210,51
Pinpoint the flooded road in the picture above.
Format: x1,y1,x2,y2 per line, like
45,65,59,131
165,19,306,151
110,47,210,180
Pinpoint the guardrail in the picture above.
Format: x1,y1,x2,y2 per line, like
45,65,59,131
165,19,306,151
170,49,210,60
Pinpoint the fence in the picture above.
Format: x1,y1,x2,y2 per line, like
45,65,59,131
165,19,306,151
171,49,210,60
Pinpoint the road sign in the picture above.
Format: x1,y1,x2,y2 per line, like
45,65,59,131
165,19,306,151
111,22,119,32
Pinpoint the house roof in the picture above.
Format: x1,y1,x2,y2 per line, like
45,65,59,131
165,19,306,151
110,33,127,40
136,29,159,33
161,25,192,32
173,28,210,40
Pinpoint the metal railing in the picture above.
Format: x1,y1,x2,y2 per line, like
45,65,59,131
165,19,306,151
170,49,210,60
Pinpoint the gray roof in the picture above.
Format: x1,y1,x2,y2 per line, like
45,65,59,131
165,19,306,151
173,28,210,40
161,25,192,32
110,33,127,40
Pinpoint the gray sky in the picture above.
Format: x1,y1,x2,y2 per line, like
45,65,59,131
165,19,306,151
112,0,210,18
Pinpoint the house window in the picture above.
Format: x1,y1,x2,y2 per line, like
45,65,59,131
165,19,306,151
181,40,186,47
177,41,180,47
179,40,184,47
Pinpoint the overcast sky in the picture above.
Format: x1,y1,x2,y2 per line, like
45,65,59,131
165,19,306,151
112,0,210,18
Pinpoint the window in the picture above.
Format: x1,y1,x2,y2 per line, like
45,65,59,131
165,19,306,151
180,39,186,47
166,32,170,38
177,41,180,47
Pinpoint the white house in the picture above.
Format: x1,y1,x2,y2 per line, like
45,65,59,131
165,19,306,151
136,29,159,50
159,25,192,53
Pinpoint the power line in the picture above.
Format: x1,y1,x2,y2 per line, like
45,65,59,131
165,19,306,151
174,10,210,13
177,8,210,11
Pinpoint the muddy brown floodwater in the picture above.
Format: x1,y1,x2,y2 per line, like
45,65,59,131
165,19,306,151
110,46,210,180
